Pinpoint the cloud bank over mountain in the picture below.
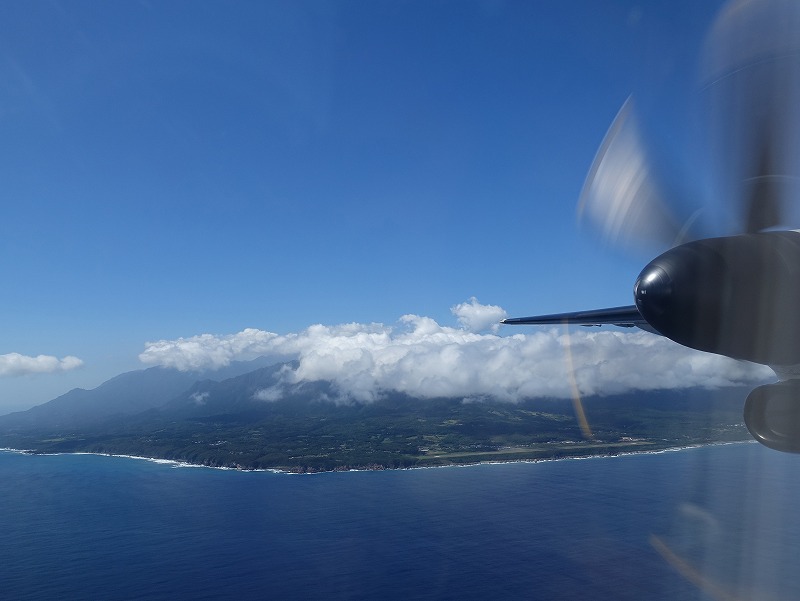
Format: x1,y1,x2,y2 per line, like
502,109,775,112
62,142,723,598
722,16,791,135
139,299,772,402
0,353,83,377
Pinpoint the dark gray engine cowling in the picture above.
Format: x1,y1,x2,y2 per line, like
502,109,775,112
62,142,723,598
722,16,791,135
744,381,800,452
634,231,800,366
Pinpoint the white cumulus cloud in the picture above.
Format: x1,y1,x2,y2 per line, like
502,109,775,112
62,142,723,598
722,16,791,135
190,391,210,405
138,328,278,371
253,386,283,402
139,299,773,402
451,297,507,332
0,353,83,377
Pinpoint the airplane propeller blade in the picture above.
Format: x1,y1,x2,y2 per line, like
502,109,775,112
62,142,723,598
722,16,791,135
577,98,708,255
703,0,800,234
581,0,800,254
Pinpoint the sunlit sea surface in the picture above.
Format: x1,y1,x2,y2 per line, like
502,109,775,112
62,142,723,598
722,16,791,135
1,443,798,600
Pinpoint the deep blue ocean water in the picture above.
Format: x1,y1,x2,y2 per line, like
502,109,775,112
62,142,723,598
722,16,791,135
1,443,798,600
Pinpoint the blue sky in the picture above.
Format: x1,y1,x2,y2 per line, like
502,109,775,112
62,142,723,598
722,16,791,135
0,0,748,412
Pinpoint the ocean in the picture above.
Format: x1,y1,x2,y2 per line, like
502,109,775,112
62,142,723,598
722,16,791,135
1,443,798,600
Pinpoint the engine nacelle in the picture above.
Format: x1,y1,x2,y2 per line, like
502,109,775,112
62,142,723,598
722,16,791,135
745,381,800,453
634,231,800,366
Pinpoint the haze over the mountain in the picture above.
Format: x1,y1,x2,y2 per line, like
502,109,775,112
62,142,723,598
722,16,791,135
0,357,276,430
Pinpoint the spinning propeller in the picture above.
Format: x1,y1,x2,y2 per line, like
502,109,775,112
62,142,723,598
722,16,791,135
580,0,800,251
504,0,800,452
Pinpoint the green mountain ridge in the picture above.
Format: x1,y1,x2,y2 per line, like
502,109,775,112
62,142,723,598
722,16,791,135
0,361,756,472
0,357,278,430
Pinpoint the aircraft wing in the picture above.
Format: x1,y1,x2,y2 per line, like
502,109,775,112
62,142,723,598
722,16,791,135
501,305,654,331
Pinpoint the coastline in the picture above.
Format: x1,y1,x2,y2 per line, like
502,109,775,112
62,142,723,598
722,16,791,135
0,439,755,476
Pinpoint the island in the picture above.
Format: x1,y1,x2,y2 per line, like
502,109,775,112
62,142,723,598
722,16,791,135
0,362,754,472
